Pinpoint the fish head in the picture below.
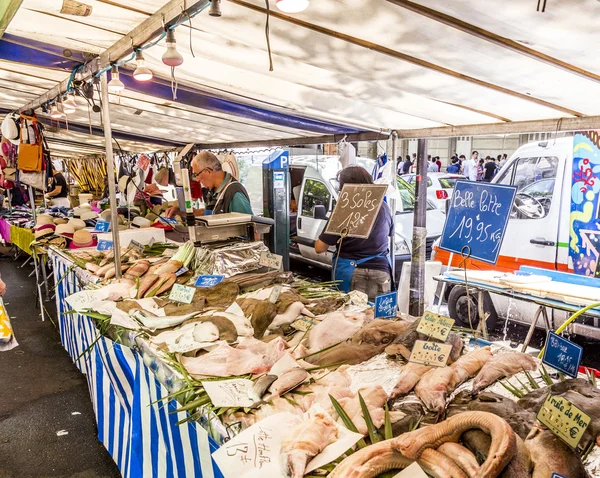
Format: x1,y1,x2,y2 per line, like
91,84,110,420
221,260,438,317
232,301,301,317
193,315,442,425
280,449,309,478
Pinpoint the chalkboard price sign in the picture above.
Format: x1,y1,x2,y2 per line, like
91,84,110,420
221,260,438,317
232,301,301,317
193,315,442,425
439,181,517,264
324,184,388,238
542,332,582,379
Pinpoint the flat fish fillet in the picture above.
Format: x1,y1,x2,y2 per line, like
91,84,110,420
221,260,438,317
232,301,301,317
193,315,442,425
337,386,388,435
308,312,365,350
389,363,432,399
472,352,537,393
280,411,338,478
181,336,287,377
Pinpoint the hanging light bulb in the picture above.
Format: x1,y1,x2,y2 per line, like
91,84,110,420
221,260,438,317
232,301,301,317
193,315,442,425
276,0,309,13
50,103,64,119
108,65,125,93
162,30,183,67
133,50,153,81
209,0,222,17
63,93,77,113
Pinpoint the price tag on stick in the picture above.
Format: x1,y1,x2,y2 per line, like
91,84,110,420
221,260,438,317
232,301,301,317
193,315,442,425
541,332,582,379
94,220,110,233
417,311,455,341
537,393,590,449
97,239,113,251
168,284,196,304
130,240,145,254
195,275,225,287
374,291,397,318
409,340,452,367
260,251,283,270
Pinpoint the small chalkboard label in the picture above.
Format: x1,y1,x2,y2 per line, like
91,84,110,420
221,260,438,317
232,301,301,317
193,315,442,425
168,284,196,304
94,220,110,233
195,275,225,288
260,251,283,270
175,266,189,277
439,181,517,264
409,340,452,367
537,393,590,449
97,239,113,251
324,184,388,239
542,332,582,379
374,291,397,318
417,311,455,342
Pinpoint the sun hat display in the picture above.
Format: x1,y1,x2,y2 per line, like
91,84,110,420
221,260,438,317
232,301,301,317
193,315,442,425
71,229,95,248
1,113,19,146
53,217,68,225
68,218,86,231
131,216,152,228
34,223,55,233
55,224,75,239
36,214,55,226
80,210,99,221
34,225,55,240
100,209,112,221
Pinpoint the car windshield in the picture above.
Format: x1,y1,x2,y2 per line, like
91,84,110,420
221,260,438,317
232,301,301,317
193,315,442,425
397,177,434,212
438,178,458,189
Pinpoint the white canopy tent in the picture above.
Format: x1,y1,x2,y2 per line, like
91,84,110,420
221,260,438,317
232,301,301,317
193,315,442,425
0,0,599,155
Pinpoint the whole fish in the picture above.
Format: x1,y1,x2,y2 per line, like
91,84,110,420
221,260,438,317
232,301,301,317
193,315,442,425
129,308,202,330
267,368,309,400
472,352,537,394
248,374,278,403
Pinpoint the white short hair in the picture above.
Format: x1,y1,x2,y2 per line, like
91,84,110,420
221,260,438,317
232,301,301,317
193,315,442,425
193,151,222,171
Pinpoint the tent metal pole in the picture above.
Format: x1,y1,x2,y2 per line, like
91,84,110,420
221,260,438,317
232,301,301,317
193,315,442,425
390,131,398,283
100,73,122,279
409,139,428,317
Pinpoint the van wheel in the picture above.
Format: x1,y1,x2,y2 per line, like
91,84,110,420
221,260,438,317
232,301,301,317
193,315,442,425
448,287,498,330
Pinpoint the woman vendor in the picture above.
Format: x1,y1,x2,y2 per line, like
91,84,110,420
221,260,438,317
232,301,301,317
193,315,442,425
314,165,393,300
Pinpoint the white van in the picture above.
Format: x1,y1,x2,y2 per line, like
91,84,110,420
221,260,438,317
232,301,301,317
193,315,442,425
244,155,446,281
433,135,600,338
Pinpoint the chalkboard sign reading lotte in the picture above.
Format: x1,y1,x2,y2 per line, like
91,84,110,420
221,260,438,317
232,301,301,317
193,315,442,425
324,184,387,238
542,332,582,379
439,181,517,264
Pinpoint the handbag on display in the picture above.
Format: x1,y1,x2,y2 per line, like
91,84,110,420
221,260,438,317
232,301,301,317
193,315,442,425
19,170,46,190
17,115,43,172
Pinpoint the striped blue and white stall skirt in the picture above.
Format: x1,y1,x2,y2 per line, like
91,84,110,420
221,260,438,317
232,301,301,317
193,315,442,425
52,252,223,478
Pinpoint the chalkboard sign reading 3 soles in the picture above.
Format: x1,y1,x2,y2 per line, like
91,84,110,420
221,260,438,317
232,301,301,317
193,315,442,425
324,184,388,239
439,181,517,264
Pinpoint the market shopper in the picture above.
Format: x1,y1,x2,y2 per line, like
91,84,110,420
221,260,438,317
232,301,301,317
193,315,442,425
314,165,393,300
483,156,497,181
45,169,70,208
165,151,252,217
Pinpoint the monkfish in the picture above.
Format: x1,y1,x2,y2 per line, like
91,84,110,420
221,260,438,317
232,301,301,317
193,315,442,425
472,352,537,394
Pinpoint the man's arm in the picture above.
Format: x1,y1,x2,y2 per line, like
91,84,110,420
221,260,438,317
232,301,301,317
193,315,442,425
164,206,204,218
46,185,62,198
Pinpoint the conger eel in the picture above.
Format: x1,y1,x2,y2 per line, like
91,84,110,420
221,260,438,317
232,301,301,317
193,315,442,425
395,411,516,478
331,411,516,478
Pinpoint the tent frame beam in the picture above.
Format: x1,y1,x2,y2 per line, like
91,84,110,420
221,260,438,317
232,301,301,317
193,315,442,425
19,0,210,113
196,131,390,150
396,115,600,139
230,0,582,119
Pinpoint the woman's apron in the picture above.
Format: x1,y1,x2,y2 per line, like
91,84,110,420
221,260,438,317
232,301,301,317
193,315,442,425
332,251,388,293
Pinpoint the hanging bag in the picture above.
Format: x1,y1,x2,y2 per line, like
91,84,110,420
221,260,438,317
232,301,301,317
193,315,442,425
17,115,43,172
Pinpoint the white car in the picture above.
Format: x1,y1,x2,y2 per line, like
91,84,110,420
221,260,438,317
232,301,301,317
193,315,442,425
400,172,465,212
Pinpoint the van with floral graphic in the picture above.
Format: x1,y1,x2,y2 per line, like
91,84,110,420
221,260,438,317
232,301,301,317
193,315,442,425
433,133,600,338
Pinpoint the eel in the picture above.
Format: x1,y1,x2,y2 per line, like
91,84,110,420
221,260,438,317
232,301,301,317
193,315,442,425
418,448,468,478
328,440,412,478
394,411,517,478
437,442,480,478
472,352,537,394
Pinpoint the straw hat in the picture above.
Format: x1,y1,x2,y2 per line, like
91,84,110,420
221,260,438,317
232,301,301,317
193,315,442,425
55,224,75,239
36,214,55,226
131,216,151,228
80,210,98,221
72,229,95,248
68,218,86,231
34,225,55,240
100,209,112,222
54,217,68,225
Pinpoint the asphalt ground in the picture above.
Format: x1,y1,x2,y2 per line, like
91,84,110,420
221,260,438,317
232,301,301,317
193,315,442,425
0,252,120,478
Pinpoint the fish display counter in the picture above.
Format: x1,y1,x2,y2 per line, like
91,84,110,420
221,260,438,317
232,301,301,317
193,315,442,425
50,242,600,478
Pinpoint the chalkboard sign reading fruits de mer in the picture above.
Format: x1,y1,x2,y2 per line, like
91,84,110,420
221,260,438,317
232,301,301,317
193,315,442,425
542,332,582,379
324,184,388,239
439,181,517,264
374,291,397,318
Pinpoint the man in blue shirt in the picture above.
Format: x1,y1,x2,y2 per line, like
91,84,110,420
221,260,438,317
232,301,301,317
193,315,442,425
165,151,252,217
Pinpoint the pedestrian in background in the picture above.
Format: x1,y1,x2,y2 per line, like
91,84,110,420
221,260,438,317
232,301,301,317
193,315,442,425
477,158,484,181
447,157,460,174
483,156,497,182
